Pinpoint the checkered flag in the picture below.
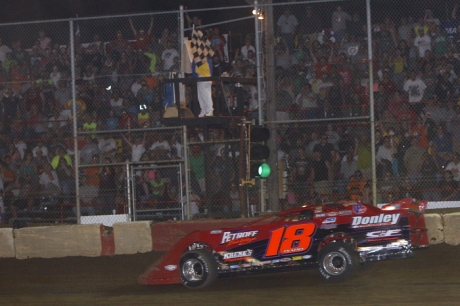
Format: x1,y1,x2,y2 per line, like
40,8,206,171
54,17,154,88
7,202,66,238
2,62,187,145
191,27,214,67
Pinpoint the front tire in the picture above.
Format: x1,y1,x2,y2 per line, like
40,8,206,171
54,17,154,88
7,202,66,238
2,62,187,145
180,250,218,289
318,242,358,281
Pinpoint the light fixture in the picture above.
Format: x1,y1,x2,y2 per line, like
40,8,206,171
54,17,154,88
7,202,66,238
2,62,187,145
253,9,264,20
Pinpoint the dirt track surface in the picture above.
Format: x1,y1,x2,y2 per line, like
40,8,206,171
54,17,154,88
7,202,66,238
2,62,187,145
1,244,459,306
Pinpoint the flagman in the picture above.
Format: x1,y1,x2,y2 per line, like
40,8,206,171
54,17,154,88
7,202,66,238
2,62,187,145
191,28,214,117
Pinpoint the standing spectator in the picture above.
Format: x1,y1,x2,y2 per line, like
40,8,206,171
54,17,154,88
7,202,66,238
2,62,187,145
55,157,75,203
339,149,358,194
189,144,205,195
129,17,153,52
161,40,179,72
37,30,51,54
432,123,453,160
277,8,298,51
98,158,116,214
0,37,12,63
122,132,146,162
331,5,351,42
413,28,432,58
403,71,426,114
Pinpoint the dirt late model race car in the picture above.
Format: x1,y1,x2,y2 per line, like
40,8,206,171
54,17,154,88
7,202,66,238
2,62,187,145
139,198,429,289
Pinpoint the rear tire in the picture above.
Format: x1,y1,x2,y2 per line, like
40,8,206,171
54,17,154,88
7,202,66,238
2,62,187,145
318,242,358,281
180,250,218,289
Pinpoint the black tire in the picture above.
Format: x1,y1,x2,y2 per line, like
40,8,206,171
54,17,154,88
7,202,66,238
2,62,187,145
180,250,218,289
318,242,358,281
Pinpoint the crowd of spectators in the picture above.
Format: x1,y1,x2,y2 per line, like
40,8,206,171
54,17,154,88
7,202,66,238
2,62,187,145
2,3,460,222
276,3,460,206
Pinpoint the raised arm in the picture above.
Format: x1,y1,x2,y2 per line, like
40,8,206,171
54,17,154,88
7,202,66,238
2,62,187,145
129,18,137,36
147,17,154,35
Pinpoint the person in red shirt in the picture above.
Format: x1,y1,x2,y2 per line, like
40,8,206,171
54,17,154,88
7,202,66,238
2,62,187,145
129,17,153,52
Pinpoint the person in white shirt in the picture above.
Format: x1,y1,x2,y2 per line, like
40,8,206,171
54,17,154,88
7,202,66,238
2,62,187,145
276,8,298,50
239,38,255,60
161,40,179,71
445,153,460,182
32,141,49,158
413,30,432,58
403,71,427,114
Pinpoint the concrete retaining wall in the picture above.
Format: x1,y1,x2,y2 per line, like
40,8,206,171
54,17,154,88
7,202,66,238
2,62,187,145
14,224,102,259
4,212,459,259
113,221,152,255
443,212,460,246
424,214,444,244
0,228,15,258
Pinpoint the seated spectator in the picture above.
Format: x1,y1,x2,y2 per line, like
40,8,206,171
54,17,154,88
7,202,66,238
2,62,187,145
73,176,97,216
80,136,100,165
347,170,367,196
51,146,72,170
438,170,459,201
9,173,39,218
105,110,119,131
39,163,61,197
55,157,75,203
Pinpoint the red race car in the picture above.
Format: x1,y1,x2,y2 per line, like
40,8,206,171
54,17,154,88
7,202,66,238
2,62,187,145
139,198,429,289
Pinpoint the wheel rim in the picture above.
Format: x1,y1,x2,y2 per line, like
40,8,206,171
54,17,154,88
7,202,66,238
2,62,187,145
322,251,347,275
182,258,205,282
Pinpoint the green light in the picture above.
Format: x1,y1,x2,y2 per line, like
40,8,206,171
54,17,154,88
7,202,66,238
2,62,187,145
258,163,271,178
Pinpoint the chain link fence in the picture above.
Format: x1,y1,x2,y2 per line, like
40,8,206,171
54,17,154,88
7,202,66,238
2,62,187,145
1,1,460,226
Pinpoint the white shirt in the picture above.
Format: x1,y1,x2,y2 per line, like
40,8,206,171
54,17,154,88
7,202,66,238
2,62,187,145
446,161,460,181
98,138,117,153
33,145,49,157
132,144,145,162
413,35,432,58
277,14,299,34
404,78,427,103
161,48,179,71
39,170,60,188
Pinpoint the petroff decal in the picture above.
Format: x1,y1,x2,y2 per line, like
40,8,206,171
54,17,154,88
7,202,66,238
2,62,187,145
366,229,402,242
352,204,367,214
223,249,253,261
322,217,336,224
164,265,177,271
221,230,259,246
352,213,400,228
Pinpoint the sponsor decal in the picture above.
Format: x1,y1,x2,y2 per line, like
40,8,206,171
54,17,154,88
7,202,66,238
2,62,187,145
292,256,303,261
321,224,337,229
339,210,352,216
221,230,259,246
322,217,336,224
352,213,401,228
327,212,338,217
241,263,252,268
220,265,230,270
302,255,312,259
210,230,222,234
222,249,253,261
259,260,272,265
282,247,305,253
314,208,323,213
230,265,240,269
271,259,280,264
366,229,402,242
352,204,367,214
315,213,326,218
164,265,177,271
280,257,292,262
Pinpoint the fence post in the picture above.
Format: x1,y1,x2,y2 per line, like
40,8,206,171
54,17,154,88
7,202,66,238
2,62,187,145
70,19,81,224
126,160,132,221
